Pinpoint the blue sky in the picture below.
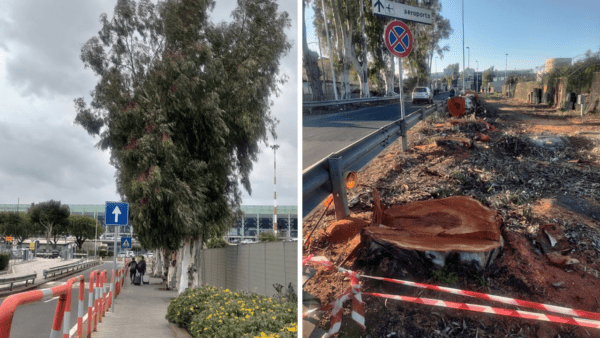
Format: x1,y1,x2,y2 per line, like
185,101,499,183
305,0,600,74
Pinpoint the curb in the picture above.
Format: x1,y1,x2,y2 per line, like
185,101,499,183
169,322,193,338
0,261,102,298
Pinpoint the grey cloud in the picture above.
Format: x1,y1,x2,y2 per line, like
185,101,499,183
0,122,117,204
3,0,108,97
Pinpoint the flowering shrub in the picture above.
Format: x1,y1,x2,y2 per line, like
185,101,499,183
166,286,297,338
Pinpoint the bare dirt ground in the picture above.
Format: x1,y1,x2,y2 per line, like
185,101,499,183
303,96,600,338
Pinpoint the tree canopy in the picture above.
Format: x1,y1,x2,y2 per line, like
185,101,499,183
74,0,291,250
0,212,39,244
68,215,104,249
28,200,70,248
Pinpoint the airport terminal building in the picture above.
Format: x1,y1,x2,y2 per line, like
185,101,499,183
0,204,297,243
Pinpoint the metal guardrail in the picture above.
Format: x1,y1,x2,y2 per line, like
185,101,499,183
303,102,446,218
0,273,36,290
303,94,403,109
43,259,100,279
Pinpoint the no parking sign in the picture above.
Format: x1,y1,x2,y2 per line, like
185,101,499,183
384,21,413,58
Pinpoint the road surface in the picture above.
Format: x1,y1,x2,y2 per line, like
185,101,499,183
303,92,449,170
1,262,121,338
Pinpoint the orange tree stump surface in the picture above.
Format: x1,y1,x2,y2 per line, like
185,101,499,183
365,196,502,252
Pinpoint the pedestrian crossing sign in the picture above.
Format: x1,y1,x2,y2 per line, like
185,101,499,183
121,237,132,249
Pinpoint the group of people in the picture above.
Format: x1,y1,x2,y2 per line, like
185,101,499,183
128,256,147,284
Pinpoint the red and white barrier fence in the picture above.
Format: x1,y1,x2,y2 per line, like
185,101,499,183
0,259,130,338
302,255,600,334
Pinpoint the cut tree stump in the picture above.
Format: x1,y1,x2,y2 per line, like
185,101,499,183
435,137,473,150
363,196,503,271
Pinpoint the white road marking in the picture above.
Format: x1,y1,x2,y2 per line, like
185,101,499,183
44,296,59,303
69,313,88,337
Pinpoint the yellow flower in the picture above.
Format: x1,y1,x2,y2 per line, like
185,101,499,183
190,307,193,311
287,327,297,332
272,316,276,320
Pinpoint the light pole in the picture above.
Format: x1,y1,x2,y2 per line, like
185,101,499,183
462,0,465,92
466,46,470,89
271,144,279,237
505,53,508,96
476,60,479,93
435,56,438,90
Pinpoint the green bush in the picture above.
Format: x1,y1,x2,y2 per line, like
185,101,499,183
258,231,277,242
206,237,228,249
99,249,107,257
0,253,9,271
107,251,114,257
166,286,297,338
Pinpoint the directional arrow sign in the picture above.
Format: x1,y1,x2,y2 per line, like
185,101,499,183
105,202,129,226
372,0,432,25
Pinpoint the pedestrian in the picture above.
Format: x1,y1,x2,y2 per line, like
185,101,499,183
137,256,147,283
128,257,137,284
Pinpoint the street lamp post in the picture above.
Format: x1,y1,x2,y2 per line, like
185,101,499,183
435,56,438,90
476,60,479,93
505,53,508,96
462,0,465,92
466,46,470,89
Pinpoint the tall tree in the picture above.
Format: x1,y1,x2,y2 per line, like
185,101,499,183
0,212,39,245
74,0,291,254
28,201,70,249
67,215,104,249
483,66,495,88
303,0,324,101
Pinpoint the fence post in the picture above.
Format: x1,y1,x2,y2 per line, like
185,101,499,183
328,157,350,220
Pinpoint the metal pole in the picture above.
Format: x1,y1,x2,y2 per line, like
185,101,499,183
271,144,279,236
476,61,479,93
505,53,508,95
461,0,465,92
94,216,97,258
321,0,338,100
467,46,470,89
112,225,118,312
399,57,407,151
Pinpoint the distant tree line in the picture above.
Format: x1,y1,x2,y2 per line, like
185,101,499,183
0,200,103,250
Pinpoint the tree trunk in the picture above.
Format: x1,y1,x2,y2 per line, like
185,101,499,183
153,249,163,278
303,0,323,101
190,238,203,288
178,241,192,294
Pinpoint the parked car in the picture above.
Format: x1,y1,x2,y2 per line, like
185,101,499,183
449,88,456,97
412,86,433,104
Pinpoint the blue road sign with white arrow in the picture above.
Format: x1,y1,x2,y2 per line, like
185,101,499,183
121,237,132,249
105,202,129,226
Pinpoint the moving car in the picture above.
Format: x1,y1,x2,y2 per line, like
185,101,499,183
412,87,433,104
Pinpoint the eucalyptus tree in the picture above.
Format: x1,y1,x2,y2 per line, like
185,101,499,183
303,0,324,101
68,215,104,250
0,212,39,245
74,0,291,270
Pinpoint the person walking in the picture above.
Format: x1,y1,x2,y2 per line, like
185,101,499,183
128,257,137,284
137,256,147,284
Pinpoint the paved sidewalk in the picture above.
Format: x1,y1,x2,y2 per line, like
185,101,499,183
91,275,180,338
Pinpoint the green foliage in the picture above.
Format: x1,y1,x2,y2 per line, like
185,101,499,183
482,66,495,87
205,237,228,249
0,253,9,271
74,0,292,250
272,283,297,303
258,231,277,242
99,249,107,257
29,200,70,248
107,251,114,257
0,212,39,244
431,267,458,284
166,286,297,338
68,215,104,249
544,48,600,94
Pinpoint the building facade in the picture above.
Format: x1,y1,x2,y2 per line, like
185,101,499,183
0,204,298,243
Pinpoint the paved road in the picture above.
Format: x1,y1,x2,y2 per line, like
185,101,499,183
303,92,450,170
2,262,121,338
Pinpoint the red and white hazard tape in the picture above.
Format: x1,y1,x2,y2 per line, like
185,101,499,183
363,274,600,322
364,292,600,330
302,255,600,333
303,256,364,337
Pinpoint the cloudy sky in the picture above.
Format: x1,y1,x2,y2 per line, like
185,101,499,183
0,0,298,208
